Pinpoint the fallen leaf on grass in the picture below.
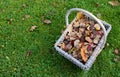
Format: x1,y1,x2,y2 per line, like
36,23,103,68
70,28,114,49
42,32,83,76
30,25,38,31
114,58,118,62
26,51,32,57
108,1,120,6
96,13,101,19
43,19,51,24
22,4,27,8
7,18,13,24
114,56,120,62
95,3,99,7
114,49,119,54
22,14,30,20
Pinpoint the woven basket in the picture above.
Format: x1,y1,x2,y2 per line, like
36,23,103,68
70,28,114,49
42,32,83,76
54,8,111,70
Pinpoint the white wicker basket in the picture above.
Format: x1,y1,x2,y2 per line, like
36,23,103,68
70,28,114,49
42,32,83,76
54,8,111,71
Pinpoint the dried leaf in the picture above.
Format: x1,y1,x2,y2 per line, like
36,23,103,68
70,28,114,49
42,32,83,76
30,25,38,31
95,3,99,7
43,19,51,24
93,37,99,44
79,42,84,48
85,37,92,43
74,40,80,48
7,18,13,24
22,14,30,20
73,51,80,59
66,43,72,50
73,21,80,27
108,1,120,6
97,13,101,19
25,14,30,18
22,4,27,7
76,12,85,20
114,49,119,54
26,51,32,57
94,24,100,30
114,58,118,62
80,46,88,62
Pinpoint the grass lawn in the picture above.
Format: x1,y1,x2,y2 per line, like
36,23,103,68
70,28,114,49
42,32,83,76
0,0,120,77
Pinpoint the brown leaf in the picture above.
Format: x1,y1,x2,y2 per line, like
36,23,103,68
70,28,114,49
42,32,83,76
30,25,38,31
114,49,119,54
26,51,32,57
22,14,30,20
95,3,99,7
108,1,120,6
43,19,51,24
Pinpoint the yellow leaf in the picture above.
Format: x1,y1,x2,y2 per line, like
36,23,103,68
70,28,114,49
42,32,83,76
76,12,85,20
80,46,88,62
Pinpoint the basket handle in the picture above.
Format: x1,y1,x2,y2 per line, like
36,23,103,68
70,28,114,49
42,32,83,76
65,8,107,49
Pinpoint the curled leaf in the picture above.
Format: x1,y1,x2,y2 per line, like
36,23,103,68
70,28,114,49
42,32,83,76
30,25,38,31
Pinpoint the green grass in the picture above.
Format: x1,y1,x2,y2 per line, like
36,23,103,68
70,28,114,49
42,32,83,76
0,0,120,77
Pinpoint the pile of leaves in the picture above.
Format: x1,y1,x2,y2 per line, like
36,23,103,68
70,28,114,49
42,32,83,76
57,12,104,63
